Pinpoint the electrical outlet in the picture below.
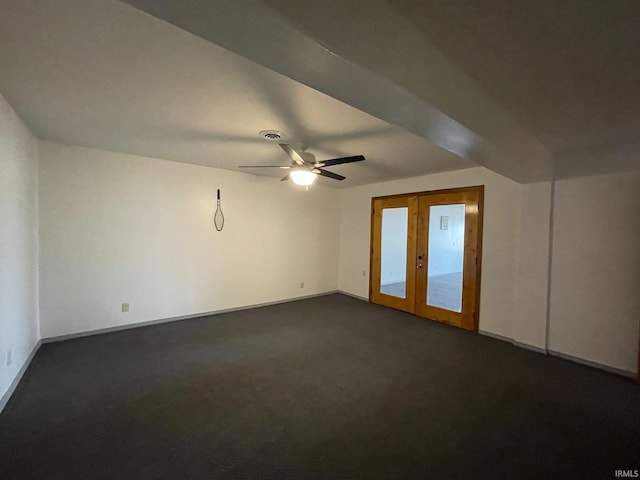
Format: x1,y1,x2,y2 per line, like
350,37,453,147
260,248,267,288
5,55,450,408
300,282,304,289
6,350,12,366
121,303,130,313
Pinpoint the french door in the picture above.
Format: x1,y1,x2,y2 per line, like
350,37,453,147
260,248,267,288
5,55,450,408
369,186,483,331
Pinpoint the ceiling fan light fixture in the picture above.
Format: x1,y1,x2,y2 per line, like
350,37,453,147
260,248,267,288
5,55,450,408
290,169,317,186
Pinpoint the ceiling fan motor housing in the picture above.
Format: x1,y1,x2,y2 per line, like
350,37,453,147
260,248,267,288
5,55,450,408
301,151,316,164
238,141,365,183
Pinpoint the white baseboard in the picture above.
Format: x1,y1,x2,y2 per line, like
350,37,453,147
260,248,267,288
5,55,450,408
5,294,631,415
513,340,548,354
478,329,512,343
5,292,347,413
548,349,636,379
479,329,547,354
0,339,42,415
479,329,635,378
337,290,369,302
42,291,342,344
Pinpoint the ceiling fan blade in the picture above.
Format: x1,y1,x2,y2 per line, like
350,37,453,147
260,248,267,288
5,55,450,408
316,168,346,181
279,144,306,165
280,173,290,182
238,165,291,169
315,155,365,168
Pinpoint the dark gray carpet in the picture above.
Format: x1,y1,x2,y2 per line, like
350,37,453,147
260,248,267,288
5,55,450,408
1,294,639,479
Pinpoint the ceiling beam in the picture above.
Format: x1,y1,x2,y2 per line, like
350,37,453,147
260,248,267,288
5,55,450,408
122,0,553,183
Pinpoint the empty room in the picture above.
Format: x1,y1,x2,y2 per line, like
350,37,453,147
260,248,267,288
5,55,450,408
1,1,639,478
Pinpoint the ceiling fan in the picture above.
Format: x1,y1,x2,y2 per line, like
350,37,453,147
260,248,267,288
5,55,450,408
239,143,365,186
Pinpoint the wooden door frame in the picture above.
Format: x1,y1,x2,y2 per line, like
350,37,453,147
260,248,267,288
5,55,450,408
369,196,418,313
369,185,484,332
415,189,482,331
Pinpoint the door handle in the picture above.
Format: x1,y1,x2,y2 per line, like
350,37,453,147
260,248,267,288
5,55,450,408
417,263,423,269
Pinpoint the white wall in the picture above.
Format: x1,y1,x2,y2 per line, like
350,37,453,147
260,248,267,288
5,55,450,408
380,207,408,285
0,93,39,400
549,171,640,373
338,167,531,341
513,182,552,350
427,203,465,277
38,142,340,338
6,125,636,388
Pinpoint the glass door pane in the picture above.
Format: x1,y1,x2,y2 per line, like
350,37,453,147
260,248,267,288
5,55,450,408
426,204,465,312
380,207,408,298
